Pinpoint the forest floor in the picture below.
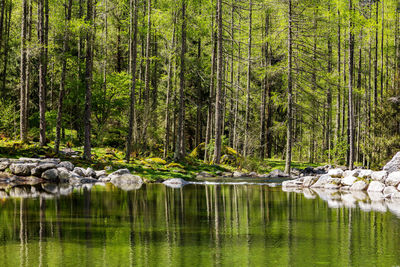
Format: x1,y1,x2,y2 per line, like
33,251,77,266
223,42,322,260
0,138,321,181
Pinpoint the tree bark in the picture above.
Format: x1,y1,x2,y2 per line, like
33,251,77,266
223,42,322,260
348,0,354,170
285,0,293,175
244,0,252,157
20,0,28,142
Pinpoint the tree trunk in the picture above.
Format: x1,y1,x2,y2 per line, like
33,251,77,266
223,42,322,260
142,0,151,144
244,0,252,157
348,0,354,170
84,0,94,160
285,0,293,175
213,0,223,164
20,0,28,142
126,0,139,162
260,13,269,159
55,0,72,154
174,0,187,161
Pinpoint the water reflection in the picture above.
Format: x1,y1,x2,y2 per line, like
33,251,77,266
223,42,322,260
0,184,399,266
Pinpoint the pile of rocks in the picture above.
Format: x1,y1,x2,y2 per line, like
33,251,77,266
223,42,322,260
282,152,400,200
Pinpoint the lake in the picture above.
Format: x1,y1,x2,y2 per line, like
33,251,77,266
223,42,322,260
0,182,399,266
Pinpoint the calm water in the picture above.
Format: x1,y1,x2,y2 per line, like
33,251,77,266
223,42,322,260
0,183,400,267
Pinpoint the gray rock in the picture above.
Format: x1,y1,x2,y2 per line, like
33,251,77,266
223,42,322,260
233,171,245,178
80,178,98,184
282,178,304,188
85,167,96,177
350,180,369,191
10,163,37,176
0,160,9,171
341,175,357,186
302,176,319,187
41,169,59,181
163,178,189,188
99,176,111,182
111,174,143,191
269,169,289,178
221,172,233,177
383,152,400,173
328,168,344,178
392,191,400,199
31,163,57,176
58,168,72,181
73,167,86,177
311,175,331,188
196,171,215,178
57,161,74,171
343,169,360,178
108,169,130,180
358,169,373,179
385,171,400,187
248,172,258,177
95,170,107,178
371,171,388,182
41,183,59,194
383,186,398,197
367,181,385,192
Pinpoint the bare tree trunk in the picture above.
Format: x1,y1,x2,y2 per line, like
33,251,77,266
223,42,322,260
20,0,28,142
1,0,11,94
243,0,252,157
142,0,151,144
260,13,269,159
38,0,47,146
174,0,187,161
163,10,176,159
348,0,354,170
336,7,341,147
285,0,293,175
126,0,139,161
213,0,223,164
55,0,72,154
84,0,94,160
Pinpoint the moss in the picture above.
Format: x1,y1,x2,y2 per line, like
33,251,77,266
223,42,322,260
167,162,185,169
145,157,167,165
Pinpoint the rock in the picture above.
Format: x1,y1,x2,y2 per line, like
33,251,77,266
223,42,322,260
41,169,59,181
385,171,400,187
303,176,319,187
58,168,72,181
221,172,233,177
368,191,385,202
95,170,107,178
73,167,86,177
302,188,316,199
310,175,331,188
108,169,130,180
99,177,111,182
269,169,289,178
328,168,344,178
57,161,74,171
282,178,304,188
324,178,342,189
85,167,96,178
392,191,400,199
111,174,143,191
10,163,37,176
196,171,215,178
350,180,369,191
367,181,385,192
80,178,98,184
340,186,351,191
343,169,360,178
383,186,398,197
31,163,57,176
163,178,188,188
358,169,373,179
248,172,258,177
0,160,10,171
41,183,59,194
233,171,245,178
371,171,388,182
383,152,400,173
341,175,357,186
105,166,113,171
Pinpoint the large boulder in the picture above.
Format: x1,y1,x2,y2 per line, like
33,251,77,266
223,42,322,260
111,174,143,191
328,169,344,178
324,178,342,189
367,181,385,192
310,175,331,188
358,169,373,179
163,178,189,188
303,176,319,187
73,167,86,177
269,169,289,178
282,178,304,188
350,180,369,191
371,171,388,182
385,171,400,187
108,169,131,180
383,186,398,197
85,168,96,178
10,163,37,176
31,163,57,177
41,169,59,182
341,175,357,186
343,170,360,178
57,161,74,171
383,152,400,173
0,160,10,171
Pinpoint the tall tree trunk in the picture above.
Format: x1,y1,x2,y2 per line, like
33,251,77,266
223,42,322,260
213,0,223,164
20,0,28,142
348,0,354,170
126,0,139,162
380,0,384,101
38,0,48,146
243,0,252,157
142,0,151,144
174,0,187,160
2,0,11,94
260,13,269,159
285,0,293,175
84,0,94,160
55,0,72,154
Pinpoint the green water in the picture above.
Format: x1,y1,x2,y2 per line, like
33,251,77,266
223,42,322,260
0,183,399,267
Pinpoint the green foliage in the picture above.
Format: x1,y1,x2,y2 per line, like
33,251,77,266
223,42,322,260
0,99,17,138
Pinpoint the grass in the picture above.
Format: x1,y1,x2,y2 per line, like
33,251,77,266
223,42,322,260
0,138,323,181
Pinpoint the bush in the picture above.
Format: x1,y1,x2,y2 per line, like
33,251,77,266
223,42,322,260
0,99,18,137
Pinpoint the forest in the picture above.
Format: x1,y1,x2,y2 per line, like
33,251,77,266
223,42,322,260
0,0,399,172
